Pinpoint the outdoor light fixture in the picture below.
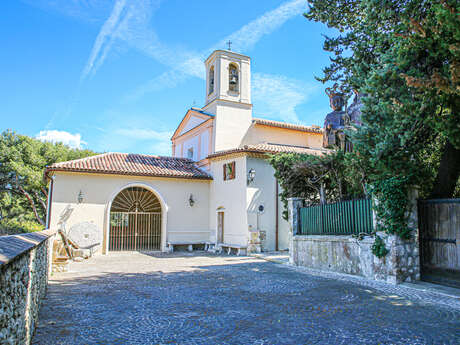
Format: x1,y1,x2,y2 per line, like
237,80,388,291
77,190,84,204
189,194,195,207
247,168,256,184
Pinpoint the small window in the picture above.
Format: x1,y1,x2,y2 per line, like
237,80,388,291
223,161,235,181
229,63,239,92
209,66,215,95
187,147,194,160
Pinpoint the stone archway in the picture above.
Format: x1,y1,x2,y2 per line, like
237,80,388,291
109,186,162,251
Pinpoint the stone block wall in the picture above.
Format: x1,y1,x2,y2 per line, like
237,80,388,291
288,194,420,284
0,229,56,344
291,232,420,284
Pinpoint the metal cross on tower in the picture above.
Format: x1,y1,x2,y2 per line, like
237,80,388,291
226,40,232,51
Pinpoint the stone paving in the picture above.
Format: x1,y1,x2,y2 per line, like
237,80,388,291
33,252,460,345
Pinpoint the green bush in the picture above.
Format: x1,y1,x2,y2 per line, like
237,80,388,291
0,218,44,235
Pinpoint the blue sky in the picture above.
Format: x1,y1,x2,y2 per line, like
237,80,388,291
1,0,336,155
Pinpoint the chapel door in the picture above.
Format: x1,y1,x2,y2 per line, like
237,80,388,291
217,212,224,243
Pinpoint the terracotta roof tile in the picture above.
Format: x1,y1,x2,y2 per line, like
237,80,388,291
46,152,212,180
253,118,323,134
207,143,329,159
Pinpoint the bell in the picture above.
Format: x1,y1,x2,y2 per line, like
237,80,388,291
230,76,237,84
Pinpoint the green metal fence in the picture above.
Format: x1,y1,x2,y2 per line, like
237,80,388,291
299,198,373,235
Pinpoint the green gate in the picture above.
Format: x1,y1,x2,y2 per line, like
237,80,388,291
299,199,373,235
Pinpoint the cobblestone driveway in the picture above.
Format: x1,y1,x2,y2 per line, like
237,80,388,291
33,252,460,345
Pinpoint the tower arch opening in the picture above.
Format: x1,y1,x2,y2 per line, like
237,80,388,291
229,63,239,92
209,65,215,95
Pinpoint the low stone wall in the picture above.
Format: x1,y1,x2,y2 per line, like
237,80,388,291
288,195,421,284
0,229,56,344
292,233,420,284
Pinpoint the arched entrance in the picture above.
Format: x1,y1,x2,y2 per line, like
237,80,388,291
109,186,162,251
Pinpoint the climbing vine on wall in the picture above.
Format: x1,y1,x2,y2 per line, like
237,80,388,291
269,151,366,221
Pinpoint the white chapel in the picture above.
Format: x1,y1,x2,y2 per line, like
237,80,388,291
46,49,326,254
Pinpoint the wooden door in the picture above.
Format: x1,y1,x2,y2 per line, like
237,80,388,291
217,212,224,243
418,199,460,288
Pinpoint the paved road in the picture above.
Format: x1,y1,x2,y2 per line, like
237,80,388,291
33,252,460,345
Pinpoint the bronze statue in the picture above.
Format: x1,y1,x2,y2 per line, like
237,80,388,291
322,88,362,152
323,88,346,149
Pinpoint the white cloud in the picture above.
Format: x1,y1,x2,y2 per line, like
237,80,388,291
212,0,307,53
81,0,127,80
36,130,86,149
147,140,172,156
89,109,174,156
123,69,192,102
252,73,317,124
81,0,188,81
97,127,171,156
84,0,307,100
114,128,172,141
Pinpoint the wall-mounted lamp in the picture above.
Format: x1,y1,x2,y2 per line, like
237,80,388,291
77,190,84,204
247,168,256,185
189,194,195,207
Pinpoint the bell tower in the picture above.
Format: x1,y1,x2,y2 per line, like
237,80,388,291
204,50,251,106
203,50,253,151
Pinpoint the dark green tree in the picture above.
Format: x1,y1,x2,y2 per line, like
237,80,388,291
0,130,96,233
305,0,460,237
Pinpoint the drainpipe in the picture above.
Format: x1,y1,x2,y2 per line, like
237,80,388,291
45,175,55,229
275,180,279,251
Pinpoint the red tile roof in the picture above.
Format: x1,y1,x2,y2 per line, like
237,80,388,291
207,143,329,159
46,152,212,180
253,118,323,134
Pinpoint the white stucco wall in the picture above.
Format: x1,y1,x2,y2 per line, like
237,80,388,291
172,118,212,161
182,135,200,160
49,172,211,253
246,157,289,251
208,155,248,246
200,130,209,160
205,101,252,152
174,143,182,157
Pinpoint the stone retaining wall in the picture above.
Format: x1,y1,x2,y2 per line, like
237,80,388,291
0,229,56,344
288,196,420,284
292,233,420,284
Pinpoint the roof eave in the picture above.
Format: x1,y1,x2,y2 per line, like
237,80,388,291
252,119,323,134
44,167,213,181
171,109,214,140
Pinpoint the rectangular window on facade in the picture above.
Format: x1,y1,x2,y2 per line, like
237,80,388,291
223,161,235,181
187,147,194,160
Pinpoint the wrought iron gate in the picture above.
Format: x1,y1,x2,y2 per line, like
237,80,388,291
109,187,162,251
109,212,161,251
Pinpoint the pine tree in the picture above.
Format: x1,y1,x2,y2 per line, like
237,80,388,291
0,130,96,233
